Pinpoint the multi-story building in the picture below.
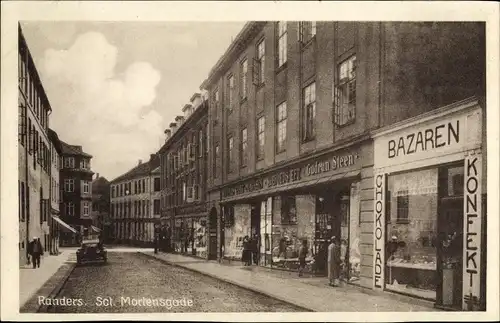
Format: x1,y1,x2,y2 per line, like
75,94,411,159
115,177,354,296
18,25,53,264
158,93,211,259
59,141,94,246
47,128,65,255
91,173,110,243
200,22,486,310
110,154,161,247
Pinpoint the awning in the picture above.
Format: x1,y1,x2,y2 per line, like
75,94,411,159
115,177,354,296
90,225,101,233
51,215,78,234
221,170,361,203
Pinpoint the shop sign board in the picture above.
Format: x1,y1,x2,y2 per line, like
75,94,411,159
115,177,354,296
462,154,482,310
374,106,482,169
222,150,359,198
373,173,386,290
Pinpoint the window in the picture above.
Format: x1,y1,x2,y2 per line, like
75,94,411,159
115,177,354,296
64,179,74,192
277,21,287,67
199,129,203,157
83,181,90,194
213,89,219,121
255,38,265,85
154,178,160,192
80,158,90,169
240,59,248,99
303,82,316,141
334,55,356,126
299,21,317,43
240,128,247,167
64,157,75,168
276,102,287,152
227,136,234,172
182,182,187,202
19,103,27,145
396,192,409,223
66,202,75,217
281,196,297,224
257,116,265,160
153,199,160,215
228,74,234,110
213,143,219,178
83,202,90,216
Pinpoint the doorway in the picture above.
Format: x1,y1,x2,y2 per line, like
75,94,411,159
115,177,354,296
208,207,218,260
437,164,465,309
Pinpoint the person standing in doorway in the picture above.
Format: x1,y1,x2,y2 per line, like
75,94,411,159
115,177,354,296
328,236,341,286
27,237,44,269
251,234,260,265
298,239,308,277
242,236,250,266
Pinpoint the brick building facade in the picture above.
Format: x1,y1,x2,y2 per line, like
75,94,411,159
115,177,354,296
198,21,486,310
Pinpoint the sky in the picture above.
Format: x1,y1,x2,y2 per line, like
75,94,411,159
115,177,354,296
21,21,246,181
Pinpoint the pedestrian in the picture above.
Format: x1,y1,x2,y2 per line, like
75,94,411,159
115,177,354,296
327,236,341,286
242,235,250,266
27,237,43,269
298,239,308,277
252,234,260,265
340,238,348,282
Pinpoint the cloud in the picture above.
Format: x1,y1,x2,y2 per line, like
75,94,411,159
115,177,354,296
41,31,162,180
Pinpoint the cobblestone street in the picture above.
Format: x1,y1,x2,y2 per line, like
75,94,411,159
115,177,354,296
49,252,304,313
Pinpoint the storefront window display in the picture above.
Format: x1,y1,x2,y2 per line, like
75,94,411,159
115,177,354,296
271,195,315,272
193,218,207,258
223,205,251,260
385,168,439,300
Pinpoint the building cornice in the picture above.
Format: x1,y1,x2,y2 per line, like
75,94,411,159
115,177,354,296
200,22,266,90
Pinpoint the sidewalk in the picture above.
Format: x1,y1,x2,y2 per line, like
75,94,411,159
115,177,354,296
19,248,75,309
141,251,439,312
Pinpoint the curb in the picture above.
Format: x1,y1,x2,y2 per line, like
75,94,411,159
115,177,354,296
19,262,76,313
139,252,315,312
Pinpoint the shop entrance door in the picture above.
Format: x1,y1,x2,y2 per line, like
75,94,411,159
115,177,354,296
251,203,261,237
208,207,218,260
437,196,464,309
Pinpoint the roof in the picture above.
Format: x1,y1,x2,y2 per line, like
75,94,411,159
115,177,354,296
47,128,63,155
92,176,110,190
110,154,160,184
190,93,201,102
60,140,93,158
182,104,192,112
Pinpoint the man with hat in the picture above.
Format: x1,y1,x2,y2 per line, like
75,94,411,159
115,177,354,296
327,236,341,286
27,237,44,269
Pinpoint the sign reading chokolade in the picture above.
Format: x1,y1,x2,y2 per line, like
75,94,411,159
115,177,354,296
222,152,359,198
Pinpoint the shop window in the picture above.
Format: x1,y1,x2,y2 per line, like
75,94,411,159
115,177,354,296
224,205,235,227
385,168,438,300
280,196,297,224
396,191,409,223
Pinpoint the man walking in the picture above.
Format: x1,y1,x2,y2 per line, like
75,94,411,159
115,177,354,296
27,237,44,269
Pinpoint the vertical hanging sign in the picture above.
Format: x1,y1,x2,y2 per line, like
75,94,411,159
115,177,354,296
463,153,482,310
373,173,386,289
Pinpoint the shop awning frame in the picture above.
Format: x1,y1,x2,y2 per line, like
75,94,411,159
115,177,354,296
51,215,78,234
220,170,361,204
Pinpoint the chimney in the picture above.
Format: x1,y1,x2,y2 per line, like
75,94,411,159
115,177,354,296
175,115,185,125
169,122,177,133
164,128,172,141
190,93,202,109
96,173,99,179
138,159,143,165
182,104,193,118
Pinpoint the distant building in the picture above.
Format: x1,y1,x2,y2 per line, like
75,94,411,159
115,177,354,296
91,173,111,243
110,154,161,247
47,128,64,255
158,93,211,258
59,141,94,245
18,24,53,264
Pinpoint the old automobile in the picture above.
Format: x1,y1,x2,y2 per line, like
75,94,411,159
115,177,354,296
76,239,107,265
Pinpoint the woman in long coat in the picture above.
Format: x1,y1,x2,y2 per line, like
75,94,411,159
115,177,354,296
327,236,341,286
